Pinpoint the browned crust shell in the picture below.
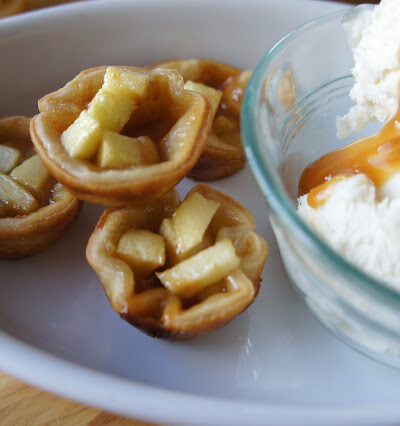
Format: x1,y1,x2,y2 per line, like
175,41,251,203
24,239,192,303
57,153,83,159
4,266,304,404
86,185,268,340
0,194,81,258
30,66,213,206
189,143,246,181
152,60,248,180
0,116,81,258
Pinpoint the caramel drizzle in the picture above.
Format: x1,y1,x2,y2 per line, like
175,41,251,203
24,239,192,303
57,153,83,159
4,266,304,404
306,175,348,209
298,105,400,208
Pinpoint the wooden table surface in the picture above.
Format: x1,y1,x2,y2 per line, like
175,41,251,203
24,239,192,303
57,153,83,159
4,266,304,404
0,374,154,425
0,0,378,424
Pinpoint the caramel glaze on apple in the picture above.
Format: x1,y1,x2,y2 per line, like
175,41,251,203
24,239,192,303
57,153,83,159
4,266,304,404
0,120,57,216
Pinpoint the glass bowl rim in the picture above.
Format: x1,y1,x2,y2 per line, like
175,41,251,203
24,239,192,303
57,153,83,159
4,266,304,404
241,7,400,304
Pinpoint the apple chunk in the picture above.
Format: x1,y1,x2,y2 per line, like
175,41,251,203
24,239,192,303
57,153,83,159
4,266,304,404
137,136,160,165
96,131,159,168
159,192,220,263
61,111,103,160
87,88,135,133
117,229,166,277
0,144,22,174
11,155,51,199
0,173,38,215
184,81,222,118
212,115,238,135
156,239,240,298
103,67,151,99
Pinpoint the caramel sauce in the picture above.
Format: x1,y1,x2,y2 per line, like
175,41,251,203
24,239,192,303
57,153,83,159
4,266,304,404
306,175,348,209
298,107,400,205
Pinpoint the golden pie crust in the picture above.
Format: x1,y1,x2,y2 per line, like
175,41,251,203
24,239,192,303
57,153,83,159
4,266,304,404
86,184,267,340
152,59,251,180
30,66,213,205
0,116,81,258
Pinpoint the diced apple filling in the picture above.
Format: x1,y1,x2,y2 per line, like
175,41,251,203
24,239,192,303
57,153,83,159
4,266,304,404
159,193,220,263
0,173,38,215
103,67,151,99
10,155,51,199
158,217,179,264
61,67,155,164
0,144,21,174
87,88,135,133
137,136,160,165
96,131,159,168
213,115,238,135
164,227,214,265
61,111,103,160
184,81,222,118
156,239,240,298
117,229,166,277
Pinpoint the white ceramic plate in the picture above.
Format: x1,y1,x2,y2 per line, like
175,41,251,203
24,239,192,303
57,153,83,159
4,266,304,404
2,0,400,425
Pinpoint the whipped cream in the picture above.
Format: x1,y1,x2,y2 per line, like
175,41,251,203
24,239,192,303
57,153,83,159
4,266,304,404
337,0,400,138
298,174,400,289
297,0,400,290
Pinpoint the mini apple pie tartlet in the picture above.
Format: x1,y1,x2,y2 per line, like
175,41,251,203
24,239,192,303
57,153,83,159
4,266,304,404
87,184,267,339
152,60,252,180
0,116,80,258
30,66,213,205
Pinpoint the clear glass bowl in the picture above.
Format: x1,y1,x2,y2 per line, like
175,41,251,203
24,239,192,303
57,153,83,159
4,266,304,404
242,6,400,369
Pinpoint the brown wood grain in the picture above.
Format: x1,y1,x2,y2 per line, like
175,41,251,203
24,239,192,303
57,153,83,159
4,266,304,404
0,373,155,426
27,0,81,9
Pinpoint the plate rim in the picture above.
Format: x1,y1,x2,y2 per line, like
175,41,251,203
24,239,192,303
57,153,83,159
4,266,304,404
3,330,400,426
2,0,399,424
